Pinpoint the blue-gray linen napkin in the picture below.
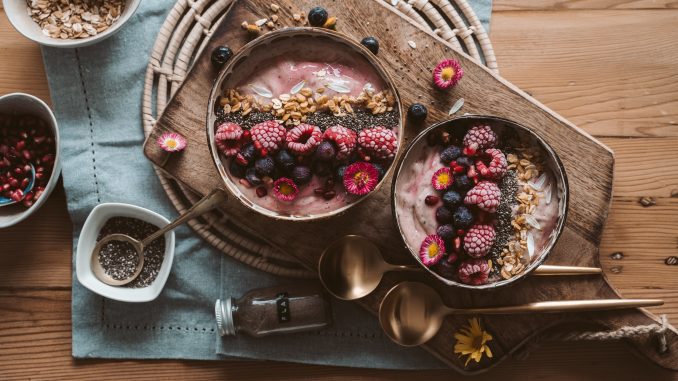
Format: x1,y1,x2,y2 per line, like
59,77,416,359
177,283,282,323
42,0,491,368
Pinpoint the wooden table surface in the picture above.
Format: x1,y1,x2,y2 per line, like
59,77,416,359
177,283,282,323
1,1,677,380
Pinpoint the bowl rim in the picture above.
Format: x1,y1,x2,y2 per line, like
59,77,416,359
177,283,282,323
391,114,570,290
2,0,141,48
206,27,404,222
0,92,62,229
75,202,176,302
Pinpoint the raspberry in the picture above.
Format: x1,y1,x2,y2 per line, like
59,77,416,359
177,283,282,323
463,224,496,258
215,122,243,157
419,234,446,266
463,125,498,151
464,181,501,213
285,124,322,156
251,120,286,152
475,148,507,180
323,125,357,160
457,258,490,285
357,126,398,160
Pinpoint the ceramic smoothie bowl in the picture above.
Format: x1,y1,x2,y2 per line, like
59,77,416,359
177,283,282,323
207,28,403,221
392,116,569,290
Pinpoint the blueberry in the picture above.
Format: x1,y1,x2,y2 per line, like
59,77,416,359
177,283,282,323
453,206,474,229
456,156,473,168
315,141,336,162
407,103,428,122
255,156,275,177
454,174,472,191
211,46,233,68
308,6,329,27
371,163,386,179
292,165,312,185
312,160,332,177
275,149,295,172
435,206,453,224
241,143,256,162
335,164,347,182
229,160,246,178
440,145,462,164
245,167,262,186
436,224,456,241
442,190,462,208
434,258,457,279
360,37,379,55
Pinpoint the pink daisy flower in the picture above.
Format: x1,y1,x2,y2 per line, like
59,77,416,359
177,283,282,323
343,162,379,196
432,59,464,90
431,167,454,190
157,132,187,152
272,178,299,202
419,234,446,266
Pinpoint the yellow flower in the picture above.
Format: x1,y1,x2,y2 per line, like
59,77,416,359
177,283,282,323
454,318,493,366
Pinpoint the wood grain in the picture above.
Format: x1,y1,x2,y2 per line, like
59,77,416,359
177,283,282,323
493,0,678,10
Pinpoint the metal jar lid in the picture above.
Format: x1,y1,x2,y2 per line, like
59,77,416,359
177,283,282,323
215,298,236,336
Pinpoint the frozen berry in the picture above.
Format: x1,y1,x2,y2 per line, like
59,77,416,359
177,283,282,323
463,125,498,151
211,46,233,68
255,156,275,177
241,143,256,163
274,149,295,172
475,148,507,180
308,6,329,27
245,167,262,186
453,206,474,229
431,167,453,190
312,160,332,177
407,103,428,122
457,258,490,285
435,206,453,224
442,190,462,208
315,140,337,161
360,36,379,55
419,234,446,266
256,187,267,198
357,126,398,160
251,120,286,152
285,124,322,156
440,145,461,164
215,122,243,157
436,224,456,241
433,255,458,278
292,165,312,185
464,181,501,213
463,224,496,258
455,156,473,168
323,125,357,160
229,160,246,178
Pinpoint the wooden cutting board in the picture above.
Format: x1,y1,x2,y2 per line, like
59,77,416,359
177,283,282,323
143,0,678,374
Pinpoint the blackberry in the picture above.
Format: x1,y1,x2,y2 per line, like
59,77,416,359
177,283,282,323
292,165,312,185
442,190,462,208
435,206,453,224
436,224,456,241
440,145,461,164
315,141,336,161
360,37,379,55
453,206,474,229
274,149,295,172
211,46,233,68
241,143,256,163
245,167,262,186
407,103,428,122
456,156,473,168
308,6,328,27
229,160,246,178
255,156,275,177
454,174,472,191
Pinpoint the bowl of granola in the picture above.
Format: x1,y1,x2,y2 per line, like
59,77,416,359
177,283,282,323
3,0,140,48
207,28,403,221
392,115,569,289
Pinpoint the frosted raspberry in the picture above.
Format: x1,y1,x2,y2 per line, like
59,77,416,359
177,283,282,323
323,125,357,160
419,234,446,266
215,122,243,157
357,126,398,160
250,120,286,152
457,258,490,285
475,148,507,180
463,224,496,258
463,125,498,151
285,124,322,156
464,181,501,213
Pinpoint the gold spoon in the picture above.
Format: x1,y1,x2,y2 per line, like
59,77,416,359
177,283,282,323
91,189,228,286
379,281,664,347
318,235,602,300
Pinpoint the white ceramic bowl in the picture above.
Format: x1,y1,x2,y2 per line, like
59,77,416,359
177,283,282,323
76,203,175,302
2,0,141,48
0,93,61,228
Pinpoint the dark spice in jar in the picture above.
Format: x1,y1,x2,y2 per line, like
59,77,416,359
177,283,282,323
96,217,165,288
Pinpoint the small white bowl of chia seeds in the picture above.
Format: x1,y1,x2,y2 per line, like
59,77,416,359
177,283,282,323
76,202,175,302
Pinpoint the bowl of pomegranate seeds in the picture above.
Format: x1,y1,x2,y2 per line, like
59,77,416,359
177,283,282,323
0,93,61,228
392,115,568,289
207,28,402,221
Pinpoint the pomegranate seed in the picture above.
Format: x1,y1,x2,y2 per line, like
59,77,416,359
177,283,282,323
462,147,476,156
11,189,24,202
23,164,31,173
235,153,248,166
255,186,267,198
240,130,251,141
41,154,54,164
456,229,466,236
424,195,439,206
258,148,268,157
21,178,29,188
15,141,26,150
238,178,252,188
314,188,325,196
2,184,9,191
22,199,33,207
36,166,44,173
467,166,477,178
13,167,23,175
452,165,465,173
453,237,462,252
22,150,31,160
253,141,262,150
323,190,336,200
9,178,18,189
24,191,34,201
33,136,46,144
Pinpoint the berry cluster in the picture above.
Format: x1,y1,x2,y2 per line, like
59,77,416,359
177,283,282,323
217,120,397,202
418,125,508,286
0,115,56,208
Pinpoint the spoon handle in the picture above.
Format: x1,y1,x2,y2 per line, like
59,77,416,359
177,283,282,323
448,299,664,315
533,265,602,275
141,189,228,246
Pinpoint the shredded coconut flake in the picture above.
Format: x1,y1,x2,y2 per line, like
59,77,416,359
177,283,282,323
327,82,351,93
408,40,417,49
448,98,464,115
290,80,305,94
248,84,273,98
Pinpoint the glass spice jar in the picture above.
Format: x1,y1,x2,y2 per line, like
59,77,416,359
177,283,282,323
215,283,332,337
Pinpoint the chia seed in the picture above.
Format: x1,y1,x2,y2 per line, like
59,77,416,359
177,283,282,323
96,217,166,288
488,170,519,277
216,109,399,132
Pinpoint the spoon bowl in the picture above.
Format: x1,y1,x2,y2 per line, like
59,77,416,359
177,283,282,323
0,164,35,207
91,233,146,286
